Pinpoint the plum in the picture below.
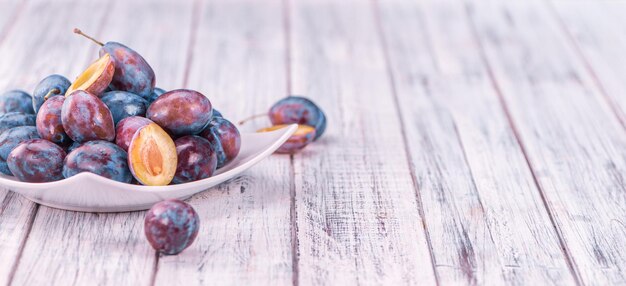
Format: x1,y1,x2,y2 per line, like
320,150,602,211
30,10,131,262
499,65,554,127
66,141,82,153
147,87,166,104
0,90,34,115
128,122,177,186
144,199,199,255
0,126,40,175
65,54,115,97
63,140,132,183
7,139,65,182
61,90,115,143
101,91,149,125
74,29,156,99
173,136,217,184
269,96,326,140
0,112,36,133
147,89,212,136
200,117,240,169
36,95,71,146
258,124,316,154
32,75,71,113
115,116,152,151
212,109,222,119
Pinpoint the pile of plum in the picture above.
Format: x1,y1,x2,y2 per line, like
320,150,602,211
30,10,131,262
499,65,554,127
0,29,242,186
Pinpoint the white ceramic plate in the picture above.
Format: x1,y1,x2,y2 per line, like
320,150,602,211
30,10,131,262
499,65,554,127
0,124,297,213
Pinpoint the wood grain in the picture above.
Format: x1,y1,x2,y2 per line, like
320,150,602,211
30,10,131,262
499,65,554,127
468,0,626,284
289,0,438,284
8,0,194,284
375,0,577,284
154,0,295,285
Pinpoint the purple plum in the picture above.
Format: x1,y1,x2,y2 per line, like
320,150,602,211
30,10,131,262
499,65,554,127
63,140,132,183
7,139,65,182
173,136,217,184
144,199,200,255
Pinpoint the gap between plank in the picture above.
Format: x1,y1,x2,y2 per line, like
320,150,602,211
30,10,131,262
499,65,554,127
182,0,202,89
544,0,626,131
370,0,441,284
283,0,299,284
463,3,583,285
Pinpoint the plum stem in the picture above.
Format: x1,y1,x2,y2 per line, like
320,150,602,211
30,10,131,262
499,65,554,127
238,113,267,125
73,28,104,46
43,88,61,100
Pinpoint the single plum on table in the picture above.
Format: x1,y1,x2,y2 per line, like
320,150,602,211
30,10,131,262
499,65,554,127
147,89,212,136
128,123,177,186
7,139,65,182
0,90,34,115
269,96,326,140
61,90,115,143
63,140,132,183
65,54,115,97
32,75,71,113
144,199,199,255
101,91,149,125
36,95,71,146
0,126,40,175
258,124,316,154
74,29,156,99
115,116,152,151
0,112,36,133
200,117,240,169
172,136,217,184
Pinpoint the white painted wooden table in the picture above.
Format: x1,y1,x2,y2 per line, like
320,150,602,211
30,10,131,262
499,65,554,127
0,0,624,285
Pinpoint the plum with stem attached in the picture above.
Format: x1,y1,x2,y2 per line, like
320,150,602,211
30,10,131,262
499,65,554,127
74,28,156,99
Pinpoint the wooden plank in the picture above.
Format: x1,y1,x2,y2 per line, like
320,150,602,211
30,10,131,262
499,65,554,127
8,0,194,285
288,1,438,284
0,0,109,284
467,0,626,284
375,1,577,284
154,0,295,285
548,1,626,130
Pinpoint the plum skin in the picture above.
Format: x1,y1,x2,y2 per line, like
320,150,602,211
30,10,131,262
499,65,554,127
0,90,34,115
269,96,326,140
61,90,115,143
100,42,156,99
144,199,199,255
147,87,166,104
32,75,71,113
101,91,149,125
63,140,132,183
115,116,152,151
147,89,212,136
0,112,36,133
173,136,217,184
36,95,71,146
0,126,40,175
7,139,65,182
200,117,241,169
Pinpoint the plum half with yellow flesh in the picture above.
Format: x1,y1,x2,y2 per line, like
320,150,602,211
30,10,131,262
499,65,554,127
258,124,316,154
65,53,115,97
128,123,177,186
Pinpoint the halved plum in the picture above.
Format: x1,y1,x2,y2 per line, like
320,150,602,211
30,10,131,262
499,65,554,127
258,124,316,154
128,123,177,186
65,53,115,97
